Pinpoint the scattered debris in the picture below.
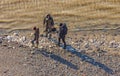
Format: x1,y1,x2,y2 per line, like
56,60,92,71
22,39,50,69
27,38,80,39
31,51,35,54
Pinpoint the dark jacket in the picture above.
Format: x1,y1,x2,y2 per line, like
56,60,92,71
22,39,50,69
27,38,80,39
59,24,68,38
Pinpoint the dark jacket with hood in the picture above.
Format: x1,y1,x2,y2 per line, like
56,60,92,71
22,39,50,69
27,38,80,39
59,23,68,38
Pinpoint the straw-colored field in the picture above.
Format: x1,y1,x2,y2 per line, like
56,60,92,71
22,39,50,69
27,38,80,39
0,0,120,30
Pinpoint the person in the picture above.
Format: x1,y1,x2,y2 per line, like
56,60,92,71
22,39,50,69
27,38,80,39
31,26,39,48
58,23,68,49
43,14,54,38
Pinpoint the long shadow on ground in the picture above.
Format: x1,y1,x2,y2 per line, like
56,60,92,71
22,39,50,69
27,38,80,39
48,38,114,74
35,49,78,70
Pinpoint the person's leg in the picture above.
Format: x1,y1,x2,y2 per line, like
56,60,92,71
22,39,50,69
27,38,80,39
46,32,48,37
48,33,52,39
62,35,66,49
58,37,61,46
31,39,35,47
36,39,39,48
48,27,52,39
45,26,47,32
45,26,49,37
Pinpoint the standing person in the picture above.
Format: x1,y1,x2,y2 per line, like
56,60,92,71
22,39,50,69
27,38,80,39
58,23,68,49
43,14,54,38
31,26,40,48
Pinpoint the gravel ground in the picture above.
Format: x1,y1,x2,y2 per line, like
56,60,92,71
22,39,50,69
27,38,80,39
0,29,120,76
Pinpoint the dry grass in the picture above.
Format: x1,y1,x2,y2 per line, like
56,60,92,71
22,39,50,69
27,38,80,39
0,0,120,30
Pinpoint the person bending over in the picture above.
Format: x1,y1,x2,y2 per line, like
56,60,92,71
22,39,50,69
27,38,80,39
43,14,54,38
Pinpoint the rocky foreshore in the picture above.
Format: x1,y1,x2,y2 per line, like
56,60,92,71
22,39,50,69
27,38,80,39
0,29,120,76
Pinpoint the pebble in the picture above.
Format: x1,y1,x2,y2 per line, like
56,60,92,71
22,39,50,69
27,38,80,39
2,44,7,47
25,57,28,60
30,33,34,36
0,37,2,39
49,45,52,48
84,43,89,48
8,46,13,49
13,47,15,49
89,39,94,43
19,45,24,47
109,41,119,48
19,36,26,42
39,46,43,49
31,51,35,54
87,47,93,50
71,42,75,44
13,32,19,36
0,40,2,44
23,63,27,66
4,69,9,73
6,36,12,41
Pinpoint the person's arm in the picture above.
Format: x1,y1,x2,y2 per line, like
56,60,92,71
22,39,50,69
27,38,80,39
51,17,54,25
43,17,46,25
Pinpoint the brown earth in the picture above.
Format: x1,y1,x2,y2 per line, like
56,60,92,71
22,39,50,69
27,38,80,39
0,29,120,76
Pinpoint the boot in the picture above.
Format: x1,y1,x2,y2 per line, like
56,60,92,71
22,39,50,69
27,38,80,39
63,44,66,49
48,34,52,39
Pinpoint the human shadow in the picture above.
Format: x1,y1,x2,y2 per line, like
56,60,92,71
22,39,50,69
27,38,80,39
35,49,78,70
49,38,114,74
71,49,113,74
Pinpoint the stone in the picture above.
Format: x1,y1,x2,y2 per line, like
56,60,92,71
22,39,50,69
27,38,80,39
39,46,43,49
27,40,33,47
6,36,12,41
88,47,93,50
23,63,27,66
71,42,74,44
97,47,101,51
0,40,2,44
19,45,24,47
4,69,9,73
13,32,19,36
25,57,27,59
19,36,26,42
89,39,94,43
31,51,35,54
2,44,7,47
12,47,15,49
49,45,52,48
8,46,13,49
84,43,89,48
109,41,119,48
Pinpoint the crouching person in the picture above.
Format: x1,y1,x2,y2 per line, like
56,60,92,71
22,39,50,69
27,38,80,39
31,26,39,48
58,23,68,49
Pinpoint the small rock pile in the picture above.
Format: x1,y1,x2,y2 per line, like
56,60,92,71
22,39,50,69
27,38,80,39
4,33,31,47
